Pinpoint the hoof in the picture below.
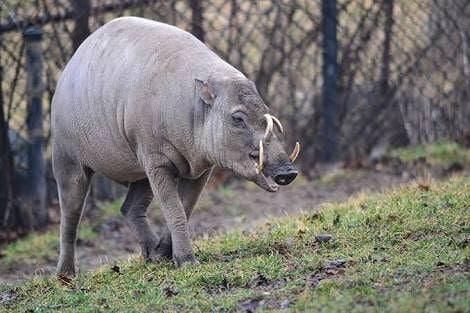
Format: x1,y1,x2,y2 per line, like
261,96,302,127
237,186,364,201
141,237,172,262
154,238,173,260
173,254,199,268
57,274,74,286
56,261,76,280
56,272,75,285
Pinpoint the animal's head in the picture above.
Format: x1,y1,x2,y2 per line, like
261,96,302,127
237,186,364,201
195,77,300,192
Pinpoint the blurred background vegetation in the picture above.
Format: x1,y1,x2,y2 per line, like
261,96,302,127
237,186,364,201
0,0,468,241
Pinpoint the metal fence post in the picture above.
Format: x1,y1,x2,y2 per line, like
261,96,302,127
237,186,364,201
24,26,47,227
321,0,338,161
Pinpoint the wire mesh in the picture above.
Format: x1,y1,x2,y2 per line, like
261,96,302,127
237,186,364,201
0,0,468,170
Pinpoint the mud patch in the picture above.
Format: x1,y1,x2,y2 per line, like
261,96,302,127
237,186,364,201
307,259,348,288
0,289,17,305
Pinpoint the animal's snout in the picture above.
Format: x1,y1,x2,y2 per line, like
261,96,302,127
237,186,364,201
273,165,298,186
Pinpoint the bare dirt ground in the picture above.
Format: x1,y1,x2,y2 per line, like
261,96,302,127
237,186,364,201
1,160,464,284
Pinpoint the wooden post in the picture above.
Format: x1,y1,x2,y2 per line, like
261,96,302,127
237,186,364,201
189,0,205,42
71,0,91,52
0,65,16,232
24,26,47,227
380,0,394,94
321,0,339,161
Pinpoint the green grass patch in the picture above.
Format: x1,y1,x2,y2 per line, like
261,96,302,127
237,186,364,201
0,197,126,269
98,197,124,217
315,168,367,187
1,176,468,312
390,140,470,166
0,225,97,269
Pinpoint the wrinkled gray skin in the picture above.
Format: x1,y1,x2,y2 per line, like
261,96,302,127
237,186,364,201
52,17,297,276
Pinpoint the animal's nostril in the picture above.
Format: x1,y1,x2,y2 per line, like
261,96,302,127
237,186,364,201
274,171,298,186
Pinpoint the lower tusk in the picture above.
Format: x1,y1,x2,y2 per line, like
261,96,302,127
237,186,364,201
271,115,284,134
289,142,300,162
258,139,264,172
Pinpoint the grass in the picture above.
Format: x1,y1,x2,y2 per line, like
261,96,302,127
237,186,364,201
0,198,124,272
1,175,468,312
0,225,97,270
390,140,470,166
316,168,367,187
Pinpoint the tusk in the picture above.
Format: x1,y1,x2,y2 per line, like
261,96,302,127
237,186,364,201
289,142,300,162
270,115,284,134
263,114,273,140
258,139,264,172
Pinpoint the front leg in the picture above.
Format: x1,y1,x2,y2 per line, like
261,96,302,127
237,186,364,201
155,168,213,259
146,164,196,267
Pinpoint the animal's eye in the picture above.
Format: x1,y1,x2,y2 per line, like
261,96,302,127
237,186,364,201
231,112,246,128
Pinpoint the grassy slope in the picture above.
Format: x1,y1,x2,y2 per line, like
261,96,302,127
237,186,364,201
2,141,466,270
0,198,124,272
390,141,470,166
0,226,97,271
1,175,468,312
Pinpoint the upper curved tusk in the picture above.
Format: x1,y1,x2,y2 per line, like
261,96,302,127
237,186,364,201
263,114,273,140
258,139,264,172
270,115,284,134
289,142,300,162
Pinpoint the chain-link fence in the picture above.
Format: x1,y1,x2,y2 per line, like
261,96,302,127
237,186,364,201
1,0,468,203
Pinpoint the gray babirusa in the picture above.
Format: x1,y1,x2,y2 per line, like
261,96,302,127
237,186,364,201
51,17,300,276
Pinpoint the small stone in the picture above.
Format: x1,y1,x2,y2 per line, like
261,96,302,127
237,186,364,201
132,290,144,298
238,298,265,313
280,299,290,309
315,234,333,243
325,259,347,269
0,290,17,305
162,285,180,298
285,237,295,248
111,265,121,274
253,273,269,287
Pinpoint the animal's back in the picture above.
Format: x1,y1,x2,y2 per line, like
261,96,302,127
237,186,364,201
51,17,239,182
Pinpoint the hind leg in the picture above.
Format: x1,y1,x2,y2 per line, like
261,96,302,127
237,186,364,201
54,154,93,277
120,179,162,260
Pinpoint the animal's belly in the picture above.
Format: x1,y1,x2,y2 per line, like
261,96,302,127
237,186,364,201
81,142,146,184
99,163,146,184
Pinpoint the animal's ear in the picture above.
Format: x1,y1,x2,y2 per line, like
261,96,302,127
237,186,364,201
195,78,216,105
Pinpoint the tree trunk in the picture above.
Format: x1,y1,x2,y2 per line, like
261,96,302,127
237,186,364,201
321,0,338,161
71,0,91,52
0,66,13,233
0,65,28,240
189,0,205,42
24,26,48,228
380,0,394,94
